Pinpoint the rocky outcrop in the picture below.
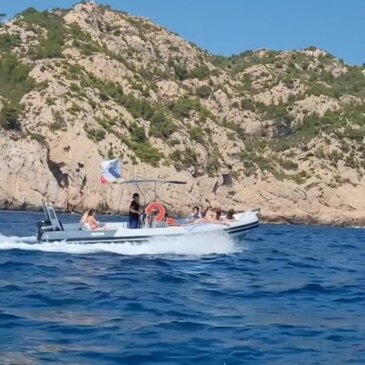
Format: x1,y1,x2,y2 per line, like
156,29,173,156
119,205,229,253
0,3,364,226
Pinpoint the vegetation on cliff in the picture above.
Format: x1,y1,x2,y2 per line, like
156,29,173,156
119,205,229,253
0,2,364,189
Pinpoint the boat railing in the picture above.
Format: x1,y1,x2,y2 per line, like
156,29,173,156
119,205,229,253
42,202,64,231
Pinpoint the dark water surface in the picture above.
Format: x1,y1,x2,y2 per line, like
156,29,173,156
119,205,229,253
0,210,364,364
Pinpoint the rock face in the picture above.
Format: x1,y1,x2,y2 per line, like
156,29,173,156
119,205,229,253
0,3,364,225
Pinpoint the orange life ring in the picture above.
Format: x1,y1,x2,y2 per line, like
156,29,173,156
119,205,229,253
145,202,166,222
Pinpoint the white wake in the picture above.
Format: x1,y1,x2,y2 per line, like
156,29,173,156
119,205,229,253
0,232,242,256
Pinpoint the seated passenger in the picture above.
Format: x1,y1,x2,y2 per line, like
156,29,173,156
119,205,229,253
187,206,201,222
225,209,235,221
200,209,207,218
164,213,179,227
154,213,169,227
194,207,214,223
80,209,89,226
205,207,217,222
196,207,229,226
86,209,100,230
215,209,222,221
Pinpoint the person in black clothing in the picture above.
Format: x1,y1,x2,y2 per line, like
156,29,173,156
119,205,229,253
129,193,141,229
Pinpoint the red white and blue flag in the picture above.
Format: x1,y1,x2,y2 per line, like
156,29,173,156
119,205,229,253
100,158,122,184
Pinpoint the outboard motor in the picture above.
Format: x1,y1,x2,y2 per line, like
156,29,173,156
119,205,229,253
36,220,54,241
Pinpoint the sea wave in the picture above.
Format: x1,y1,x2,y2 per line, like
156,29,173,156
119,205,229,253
0,232,242,257
0,214,364,365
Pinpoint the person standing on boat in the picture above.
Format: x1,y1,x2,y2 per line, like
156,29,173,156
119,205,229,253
129,193,141,229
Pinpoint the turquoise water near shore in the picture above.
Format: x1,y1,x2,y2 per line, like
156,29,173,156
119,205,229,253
0,210,364,364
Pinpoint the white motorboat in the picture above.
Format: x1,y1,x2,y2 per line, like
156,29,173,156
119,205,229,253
36,159,260,243
36,202,260,244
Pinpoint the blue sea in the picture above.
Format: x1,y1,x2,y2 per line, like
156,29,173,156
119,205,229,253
0,210,364,365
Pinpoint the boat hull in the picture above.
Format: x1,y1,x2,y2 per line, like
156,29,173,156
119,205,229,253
38,212,259,244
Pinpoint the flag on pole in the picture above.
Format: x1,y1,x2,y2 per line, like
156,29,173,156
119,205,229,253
100,158,122,184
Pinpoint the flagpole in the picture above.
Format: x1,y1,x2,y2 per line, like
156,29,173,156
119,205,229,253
100,158,186,214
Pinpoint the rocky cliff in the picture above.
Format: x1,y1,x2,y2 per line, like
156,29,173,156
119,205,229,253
0,2,364,225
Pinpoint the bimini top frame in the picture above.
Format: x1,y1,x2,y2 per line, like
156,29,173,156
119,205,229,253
42,202,63,231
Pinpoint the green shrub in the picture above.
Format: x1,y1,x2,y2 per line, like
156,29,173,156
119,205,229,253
343,127,365,141
132,142,161,166
182,148,197,165
0,105,21,130
242,159,257,177
188,126,205,144
206,147,221,177
270,113,320,148
222,119,247,141
190,65,211,80
211,50,280,75
68,103,82,115
70,82,81,93
170,97,213,121
344,152,359,168
239,146,282,178
50,121,64,131
167,138,180,147
169,148,198,171
0,33,21,51
87,128,106,142
170,97,197,119
149,110,177,139
172,62,189,81
255,102,292,122
0,54,35,104
240,98,255,111
226,131,237,141
239,74,253,92
96,117,116,132
81,74,170,125
272,140,292,152
125,96,155,120
0,54,35,130
17,9,65,59
327,150,343,162
291,170,308,184
170,150,182,163
46,97,56,105
67,24,102,55
280,159,298,170
196,85,212,98
29,132,47,145
306,66,365,98
306,82,336,98
128,122,147,143
50,111,66,131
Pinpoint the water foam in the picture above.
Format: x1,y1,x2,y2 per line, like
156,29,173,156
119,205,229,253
0,232,241,256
